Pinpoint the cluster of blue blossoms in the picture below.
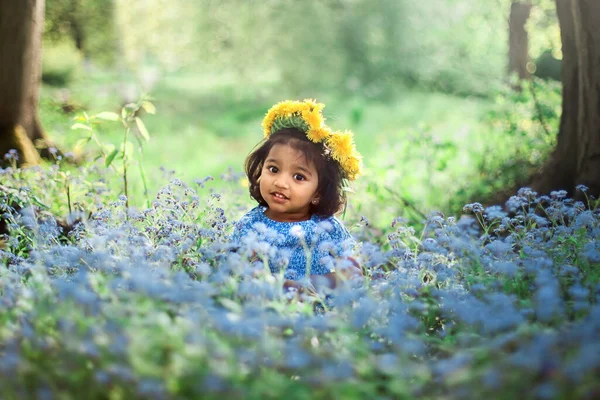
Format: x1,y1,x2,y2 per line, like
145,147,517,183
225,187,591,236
1,162,599,398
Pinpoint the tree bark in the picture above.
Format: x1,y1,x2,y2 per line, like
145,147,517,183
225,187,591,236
508,1,533,82
531,0,600,199
0,0,49,165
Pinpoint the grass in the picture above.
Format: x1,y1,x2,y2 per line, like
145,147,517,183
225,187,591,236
40,68,496,222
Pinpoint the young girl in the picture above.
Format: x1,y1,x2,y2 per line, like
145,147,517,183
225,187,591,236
231,99,363,292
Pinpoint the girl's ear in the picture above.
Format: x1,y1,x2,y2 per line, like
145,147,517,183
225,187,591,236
311,196,320,205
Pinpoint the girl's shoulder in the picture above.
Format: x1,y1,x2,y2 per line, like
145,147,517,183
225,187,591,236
236,207,350,235
244,205,266,218
231,206,267,242
312,214,352,239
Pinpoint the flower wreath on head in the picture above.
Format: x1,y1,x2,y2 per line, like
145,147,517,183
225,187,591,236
261,99,362,181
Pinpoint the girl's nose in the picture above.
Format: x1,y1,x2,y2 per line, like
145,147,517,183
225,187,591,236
274,176,289,189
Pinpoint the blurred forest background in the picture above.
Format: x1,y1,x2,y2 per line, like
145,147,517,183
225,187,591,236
36,0,563,223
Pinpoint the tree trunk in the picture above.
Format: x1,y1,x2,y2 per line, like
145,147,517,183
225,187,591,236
531,0,600,199
0,0,49,166
508,1,533,82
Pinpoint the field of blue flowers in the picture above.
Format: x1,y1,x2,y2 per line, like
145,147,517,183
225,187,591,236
1,152,599,399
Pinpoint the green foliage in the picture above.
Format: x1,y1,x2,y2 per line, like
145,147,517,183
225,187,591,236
45,0,118,64
261,0,509,97
43,0,561,99
448,78,561,213
39,63,562,236
114,0,199,72
527,0,562,81
71,97,156,207
527,0,562,60
41,40,83,86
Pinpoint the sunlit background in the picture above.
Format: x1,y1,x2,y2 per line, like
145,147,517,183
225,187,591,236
41,0,562,224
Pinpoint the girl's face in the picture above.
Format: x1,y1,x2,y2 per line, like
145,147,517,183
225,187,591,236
259,143,320,222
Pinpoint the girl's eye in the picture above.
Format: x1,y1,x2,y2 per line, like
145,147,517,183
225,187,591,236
293,174,306,181
267,166,278,173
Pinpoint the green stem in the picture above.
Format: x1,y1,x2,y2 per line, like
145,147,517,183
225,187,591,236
122,127,130,209
138,158,150,209
66,181,72,215
135,138,150,209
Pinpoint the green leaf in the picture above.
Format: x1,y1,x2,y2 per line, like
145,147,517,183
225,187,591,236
95,111,120,121
71,123,91,131
135,117,150,141
141,101,156,114
74,137,90,153
102,143,115,153
31,195,50,210
271,114,309,135
120,141,135,158
105,148,119,167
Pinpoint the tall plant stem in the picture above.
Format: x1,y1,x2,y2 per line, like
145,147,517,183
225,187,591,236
66,182,72,215
122,127,130,209
136,144,150,208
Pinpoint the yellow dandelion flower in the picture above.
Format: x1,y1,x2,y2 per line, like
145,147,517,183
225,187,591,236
307,126,331,143
302,108,323,130
344,154,362,180
263,101,293,136
327,130,354,162
262,113,276,136
303,98,325,113
263,99,326,137
280,101,297,118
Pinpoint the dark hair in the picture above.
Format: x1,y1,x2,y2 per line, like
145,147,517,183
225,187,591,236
245,127,346,217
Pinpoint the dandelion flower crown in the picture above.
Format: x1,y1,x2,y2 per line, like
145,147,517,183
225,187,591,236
261,99,362,181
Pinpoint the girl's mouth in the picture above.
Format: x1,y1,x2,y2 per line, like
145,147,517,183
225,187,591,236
272,192,288,202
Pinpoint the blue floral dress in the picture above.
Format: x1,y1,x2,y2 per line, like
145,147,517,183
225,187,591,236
231,206,355,280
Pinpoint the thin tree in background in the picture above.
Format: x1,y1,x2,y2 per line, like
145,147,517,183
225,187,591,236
0,0,52,165
508,1,533,82
531,0,600,198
